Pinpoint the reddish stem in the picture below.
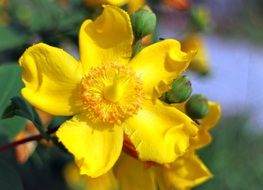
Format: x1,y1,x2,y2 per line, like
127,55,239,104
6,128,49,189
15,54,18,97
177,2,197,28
0,127,59,152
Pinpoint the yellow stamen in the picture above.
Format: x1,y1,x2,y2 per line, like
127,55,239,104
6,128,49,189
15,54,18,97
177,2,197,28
81,64,143,124
104,79,124,102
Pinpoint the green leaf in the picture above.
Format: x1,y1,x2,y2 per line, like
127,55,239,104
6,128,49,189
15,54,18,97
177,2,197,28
0,27,27,52
0,64,26,141
2,96,49,140
0,159,23,190
48,116,70,130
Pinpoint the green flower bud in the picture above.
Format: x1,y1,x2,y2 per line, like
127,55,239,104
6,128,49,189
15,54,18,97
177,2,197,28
190,6,211,32
131,8,156,40
161,75,192,103
185,94,209,119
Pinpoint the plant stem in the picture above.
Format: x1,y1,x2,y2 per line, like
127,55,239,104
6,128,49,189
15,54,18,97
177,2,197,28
0,127,59,152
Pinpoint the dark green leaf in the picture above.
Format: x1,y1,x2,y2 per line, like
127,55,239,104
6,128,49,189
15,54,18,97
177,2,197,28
2,96,49,140
0,27,27,52
0,159,24,190
0,64,26,141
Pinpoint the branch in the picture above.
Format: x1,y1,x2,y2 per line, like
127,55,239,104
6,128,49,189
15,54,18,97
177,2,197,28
0,127,59,152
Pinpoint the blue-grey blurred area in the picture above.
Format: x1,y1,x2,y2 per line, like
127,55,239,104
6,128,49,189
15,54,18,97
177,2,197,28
156,0,263,189
156,0,263,127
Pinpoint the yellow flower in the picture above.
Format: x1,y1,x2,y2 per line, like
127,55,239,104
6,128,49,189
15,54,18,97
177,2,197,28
19,5,198,177
84,0,128,7
190,101,221,149
64,162,118,190
182,35,210,75
155,152,212,190
128,0,145,13
68,152,211,190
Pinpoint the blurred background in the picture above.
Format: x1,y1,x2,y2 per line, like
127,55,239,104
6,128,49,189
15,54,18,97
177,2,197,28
0,0,262,189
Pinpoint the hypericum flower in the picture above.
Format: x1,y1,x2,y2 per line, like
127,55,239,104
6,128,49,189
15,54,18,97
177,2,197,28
65,152,212,190
64,162,118,190
84,0,128,7
113,102,220,190
19,5,198,177
182,35,210,75
155,152,212,190
62,101,220,189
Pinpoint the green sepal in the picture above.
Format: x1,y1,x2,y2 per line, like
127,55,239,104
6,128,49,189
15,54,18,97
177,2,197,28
161,75,192,104
131,8,156,40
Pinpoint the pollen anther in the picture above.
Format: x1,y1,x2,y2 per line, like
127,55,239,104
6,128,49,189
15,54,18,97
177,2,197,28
81,64,143,124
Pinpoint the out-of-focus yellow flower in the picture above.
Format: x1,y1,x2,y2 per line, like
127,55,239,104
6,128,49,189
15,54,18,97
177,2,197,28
66,152,212,190
182,35,210,75
84,0,128,7
155,152,212,190
64,163,118,190
19,5,198,178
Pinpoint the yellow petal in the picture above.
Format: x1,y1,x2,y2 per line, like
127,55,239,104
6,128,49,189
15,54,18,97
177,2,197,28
128,0,145,13
19,43,83,116
182,34,210,75
202,101,221,130
190,128,212,150
84,0,128,7
130,39,196,99
105,0,128,6
174,101,221,149
157,153,212,190
56,114,123,177
84,170,118,190
79,5,133,72
114,153,157,190
190,102,220,149
64,163,118,190
123,100,198,163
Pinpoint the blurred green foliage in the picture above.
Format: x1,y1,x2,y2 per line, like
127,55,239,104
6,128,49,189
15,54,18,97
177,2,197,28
0,64,26,141
0,0,88,63
195,114,263,190
214,0,263,43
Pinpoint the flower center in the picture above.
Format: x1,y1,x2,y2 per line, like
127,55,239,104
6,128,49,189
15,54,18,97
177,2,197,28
81,64,143,124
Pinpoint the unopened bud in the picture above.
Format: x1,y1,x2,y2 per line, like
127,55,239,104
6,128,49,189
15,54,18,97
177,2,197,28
190,6,211,32
185,94,209,119
131,7,156,40
161,75,192,103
